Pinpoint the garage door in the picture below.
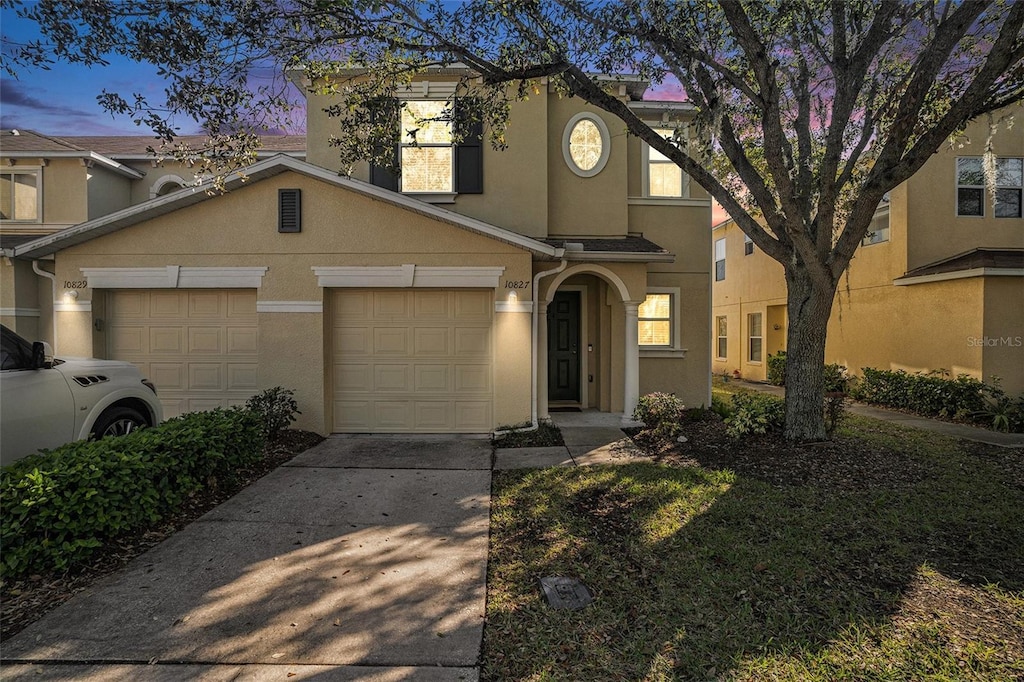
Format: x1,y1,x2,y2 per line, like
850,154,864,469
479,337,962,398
331,289,493,432
106,290,258,418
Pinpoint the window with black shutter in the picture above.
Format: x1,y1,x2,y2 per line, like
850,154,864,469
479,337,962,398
279,189,301,233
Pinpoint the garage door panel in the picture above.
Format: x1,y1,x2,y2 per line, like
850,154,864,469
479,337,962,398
331,289,493,433
374,364,411,391
107,290,257,419
188,327,223,354
373,328,409,354
151,328,184,354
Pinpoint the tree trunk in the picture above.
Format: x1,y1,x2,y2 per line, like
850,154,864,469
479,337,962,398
782,269,837,442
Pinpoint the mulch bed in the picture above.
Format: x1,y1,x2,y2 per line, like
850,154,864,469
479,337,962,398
0,429,324,641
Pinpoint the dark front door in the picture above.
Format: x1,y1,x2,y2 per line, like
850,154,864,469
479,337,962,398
548,291,581,402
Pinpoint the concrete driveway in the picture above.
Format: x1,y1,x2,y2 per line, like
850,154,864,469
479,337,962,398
1,436,491,681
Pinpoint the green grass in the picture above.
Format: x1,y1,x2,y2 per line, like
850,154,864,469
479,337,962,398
483,413,1024,680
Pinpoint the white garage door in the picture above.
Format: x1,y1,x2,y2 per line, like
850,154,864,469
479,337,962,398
106,290,258,418
330,289,493,432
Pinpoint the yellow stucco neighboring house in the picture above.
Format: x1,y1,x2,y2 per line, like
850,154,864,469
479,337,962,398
1,71,712,435
712,104,1024,394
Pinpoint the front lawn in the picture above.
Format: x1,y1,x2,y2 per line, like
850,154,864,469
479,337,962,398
483,411,1024,680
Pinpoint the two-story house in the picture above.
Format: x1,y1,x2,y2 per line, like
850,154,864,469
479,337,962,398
712,103,1023,394
2,69,712,435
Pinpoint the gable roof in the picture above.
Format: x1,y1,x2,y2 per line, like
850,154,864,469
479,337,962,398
11,154,562,260
59,134,307,159
1,129,145,179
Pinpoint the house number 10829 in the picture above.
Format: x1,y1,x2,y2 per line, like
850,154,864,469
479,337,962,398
504,281,529,289
64,280,88,289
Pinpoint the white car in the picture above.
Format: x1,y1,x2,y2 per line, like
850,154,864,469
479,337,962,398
1,325,163,466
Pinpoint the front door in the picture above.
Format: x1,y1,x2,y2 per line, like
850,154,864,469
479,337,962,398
547,291,581,402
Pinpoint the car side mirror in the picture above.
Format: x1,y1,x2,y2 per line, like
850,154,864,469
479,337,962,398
31,341,48,369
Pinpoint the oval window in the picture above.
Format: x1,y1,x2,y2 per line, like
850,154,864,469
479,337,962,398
563,113,610,177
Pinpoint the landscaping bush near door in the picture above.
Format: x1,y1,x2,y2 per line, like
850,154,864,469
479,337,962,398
0,408,266,578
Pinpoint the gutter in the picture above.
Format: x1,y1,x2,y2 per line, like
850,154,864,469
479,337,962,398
31,260,57,351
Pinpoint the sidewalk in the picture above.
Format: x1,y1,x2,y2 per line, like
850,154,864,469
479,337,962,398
732,380,1024,448
494,410,650,470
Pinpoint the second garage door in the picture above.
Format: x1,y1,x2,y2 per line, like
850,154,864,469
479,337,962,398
106,289,258,418
330,289,493,432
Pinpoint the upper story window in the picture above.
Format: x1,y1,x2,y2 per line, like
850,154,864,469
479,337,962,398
645,127,687,198
957,157,1023,218
370,97,484,197
743,233,754,255
0,169,41,222
714,238,726,281
563,113,610,178
996,158,1022,218
401,100,454,193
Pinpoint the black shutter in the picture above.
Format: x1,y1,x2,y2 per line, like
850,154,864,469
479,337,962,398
369,98,400,191
278,189,301,233
455,98,484,194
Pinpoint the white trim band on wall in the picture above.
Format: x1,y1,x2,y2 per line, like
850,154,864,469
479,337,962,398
495,301,534,313
256,301,323,313
313,265,506,289
0,307,41,317
54,301,92,312
81,266,269,289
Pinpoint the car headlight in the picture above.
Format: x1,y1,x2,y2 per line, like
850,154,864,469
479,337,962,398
142,379,158,395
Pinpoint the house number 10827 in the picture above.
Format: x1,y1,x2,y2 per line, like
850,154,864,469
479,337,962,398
504,281,529,289
64,280,88,289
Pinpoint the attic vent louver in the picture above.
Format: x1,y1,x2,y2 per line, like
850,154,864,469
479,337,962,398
279,189,301,233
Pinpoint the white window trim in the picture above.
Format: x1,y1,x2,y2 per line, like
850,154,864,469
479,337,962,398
861,204,891,246
714,238,726,281
81,266,268,289
563,112,611,178
313,265,505,289
639,287,685,357
641,125,689,199
149,174,188,199
0,166,43,223
995,157,1023,219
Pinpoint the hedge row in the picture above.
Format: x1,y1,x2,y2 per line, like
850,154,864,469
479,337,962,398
1,408,266,578
851,368,988,420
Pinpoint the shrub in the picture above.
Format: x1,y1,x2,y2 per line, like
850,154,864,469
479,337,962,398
710,393,733,420
633,392,686,443
1,407,265,578
724,391,786,438
853,368,987,419
974,380,1024,433
766,351,787,386
245,386,300,441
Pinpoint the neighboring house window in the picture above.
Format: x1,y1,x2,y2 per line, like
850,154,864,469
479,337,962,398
862,195,891,245
714,238,726,281
743,234,754,255
563,112,610,177
645,127,686,198
0,170,41,222
957,158,985,216
996,157,1023,218
748,312,763,362
716,316,728,359
370,97,484,195
638,293,672,347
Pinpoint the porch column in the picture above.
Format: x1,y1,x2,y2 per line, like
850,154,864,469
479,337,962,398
537,299,550,422
623,301,640,423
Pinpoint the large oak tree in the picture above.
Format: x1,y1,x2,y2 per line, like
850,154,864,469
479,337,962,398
5,0,1023,440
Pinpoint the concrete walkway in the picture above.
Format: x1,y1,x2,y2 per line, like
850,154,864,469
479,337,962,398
2,437,492,681
732,379,1024,448
494,410,649,470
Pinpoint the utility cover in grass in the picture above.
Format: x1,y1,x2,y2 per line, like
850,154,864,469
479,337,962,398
539,576,593,610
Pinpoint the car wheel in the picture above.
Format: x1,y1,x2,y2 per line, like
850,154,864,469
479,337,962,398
92,406,148,439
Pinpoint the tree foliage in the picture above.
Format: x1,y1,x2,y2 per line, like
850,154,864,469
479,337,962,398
4,0,1022,440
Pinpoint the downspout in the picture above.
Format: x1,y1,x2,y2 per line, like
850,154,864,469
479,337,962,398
32,260,58,352
492,253,567,437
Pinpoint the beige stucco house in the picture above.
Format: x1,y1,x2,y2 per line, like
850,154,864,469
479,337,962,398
712,103,1024,394
2,71,712,435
